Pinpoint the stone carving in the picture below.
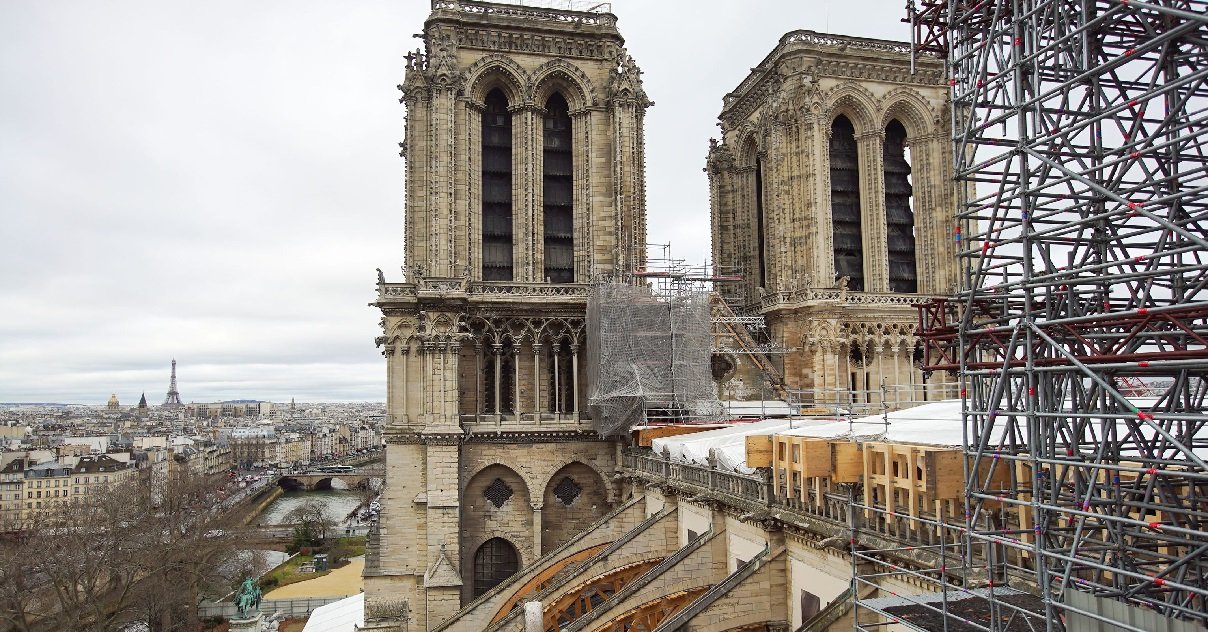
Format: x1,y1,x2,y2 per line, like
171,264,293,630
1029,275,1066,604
365,598,410,622
434,0,616,28
463,53,530,103
425,29,464,90
606,50,650,107
531,58,598,109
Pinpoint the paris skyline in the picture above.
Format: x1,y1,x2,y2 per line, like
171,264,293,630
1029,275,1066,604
0,0,912,403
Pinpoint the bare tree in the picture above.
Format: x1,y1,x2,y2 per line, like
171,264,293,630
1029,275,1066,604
283,498,336,548
0,469,240,632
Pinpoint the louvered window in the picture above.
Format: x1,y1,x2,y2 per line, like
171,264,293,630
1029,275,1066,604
543,93,574,283
830,115,864,291
884,120,917,293
482,89,513,280
755,158,767,288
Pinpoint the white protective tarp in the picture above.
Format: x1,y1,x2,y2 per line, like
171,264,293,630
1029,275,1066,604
301,593,364,632
650,416,843,474
651,401,966,474
720,400,795,417
779,399,964,445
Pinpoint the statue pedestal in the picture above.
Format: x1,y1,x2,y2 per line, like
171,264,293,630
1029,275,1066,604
229,613,262,632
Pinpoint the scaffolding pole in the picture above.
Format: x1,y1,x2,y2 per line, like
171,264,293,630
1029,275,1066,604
856,1,1208,630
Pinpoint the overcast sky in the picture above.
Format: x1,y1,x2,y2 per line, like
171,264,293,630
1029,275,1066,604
0,0,913,404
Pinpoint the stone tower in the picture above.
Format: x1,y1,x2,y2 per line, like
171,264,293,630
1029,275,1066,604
707,31,958,409
366,1,650,629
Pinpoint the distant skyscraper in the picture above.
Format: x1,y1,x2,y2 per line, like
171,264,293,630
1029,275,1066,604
163,359,183,407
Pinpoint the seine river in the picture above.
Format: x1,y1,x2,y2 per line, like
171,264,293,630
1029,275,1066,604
258,489,365,526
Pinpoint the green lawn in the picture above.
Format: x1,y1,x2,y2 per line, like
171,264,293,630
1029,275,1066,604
257,536,366,590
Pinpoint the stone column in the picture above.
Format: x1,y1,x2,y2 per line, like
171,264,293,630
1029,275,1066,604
493,344,502,416
429,84,459,277
466,100,485,279
474,341,483,418
856,130,888,292
532,342,542,417
607,87,650,273
571,108,592,280
552,348,561,414
385,343,397,424
531,502,543,556
401,69,431,279
398,346,410,425
513,104,542,281
570,343,580,417
512,345,521,418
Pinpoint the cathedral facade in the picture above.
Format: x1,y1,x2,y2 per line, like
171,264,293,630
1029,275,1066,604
367,1,649,628
367,3,958,631
707,32,957,409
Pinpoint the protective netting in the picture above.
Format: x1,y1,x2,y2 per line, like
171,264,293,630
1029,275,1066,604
586,283,723,436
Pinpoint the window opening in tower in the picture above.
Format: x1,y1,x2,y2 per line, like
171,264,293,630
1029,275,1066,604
830,115,864,291
884,120,917,293
755,157,767,289
482,88,514,281
543,92,574,283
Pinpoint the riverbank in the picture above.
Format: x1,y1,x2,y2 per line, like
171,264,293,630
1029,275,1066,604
263,556,365,599
237,484,283,526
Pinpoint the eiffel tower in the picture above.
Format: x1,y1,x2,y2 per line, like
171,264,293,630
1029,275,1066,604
163,358,183,407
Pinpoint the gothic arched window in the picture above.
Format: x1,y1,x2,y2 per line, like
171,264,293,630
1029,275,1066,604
884,119,917,293
473,537,519,598
755,156,768,289
482,88,514,281
543,93,574,283
830,115,864,291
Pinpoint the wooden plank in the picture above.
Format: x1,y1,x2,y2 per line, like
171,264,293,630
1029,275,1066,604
745,434,774,468
800,438,832,478
830,441,862,482
632,425,717,447
925,450,964,498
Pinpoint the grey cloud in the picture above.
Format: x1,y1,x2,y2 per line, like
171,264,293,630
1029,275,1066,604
0,0,913,403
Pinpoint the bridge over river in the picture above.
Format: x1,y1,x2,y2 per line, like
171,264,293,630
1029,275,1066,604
276,464,385,491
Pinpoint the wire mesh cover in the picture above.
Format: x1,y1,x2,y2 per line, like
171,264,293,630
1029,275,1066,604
586,283,723,437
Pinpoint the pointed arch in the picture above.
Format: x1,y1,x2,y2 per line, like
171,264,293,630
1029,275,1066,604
830,114,863,291
482,87,515,281
464,54,529,106
542,91,575,283
884,118,917,293
824,82,878,136
880,88,937,139
541,461,608,553
530,59,596,112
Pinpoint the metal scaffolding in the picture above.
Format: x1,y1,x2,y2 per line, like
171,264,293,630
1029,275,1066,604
854,1,1208,630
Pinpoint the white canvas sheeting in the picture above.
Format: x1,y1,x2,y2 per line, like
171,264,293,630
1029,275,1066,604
651,401,965,473
301,593,363,632
779,399,965,445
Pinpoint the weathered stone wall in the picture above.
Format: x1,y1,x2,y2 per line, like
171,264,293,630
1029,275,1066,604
706,31,957,407
540,460,610,554
460,440,616,602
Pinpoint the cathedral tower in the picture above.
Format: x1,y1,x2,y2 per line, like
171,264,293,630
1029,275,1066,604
367,2,649,628
707,31,957,408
